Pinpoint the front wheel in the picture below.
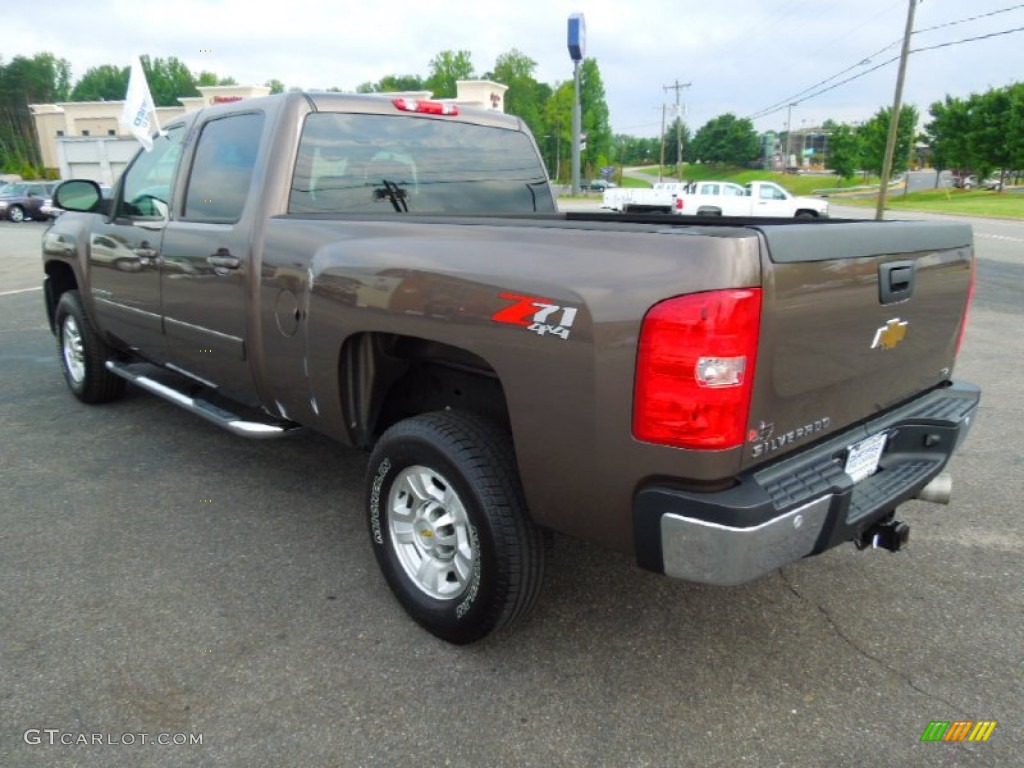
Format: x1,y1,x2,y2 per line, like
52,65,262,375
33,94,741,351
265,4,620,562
54,290,126,404
366,411,545,644
795,210,818,219
8,204,25,223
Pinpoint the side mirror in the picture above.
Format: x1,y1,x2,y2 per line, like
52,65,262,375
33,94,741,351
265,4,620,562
53,180,103,213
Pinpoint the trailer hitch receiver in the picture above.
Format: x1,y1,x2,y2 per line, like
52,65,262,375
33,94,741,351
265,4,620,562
857,518,910,553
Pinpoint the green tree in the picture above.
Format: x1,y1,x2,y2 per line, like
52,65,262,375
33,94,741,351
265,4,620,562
140,55,199,106
490,49,547,140
196,71,238,87
69,64,129,102
265,79,286,94
0,52,72,105
689,113,760,165
356,74,426,93
662,117,691,166
0,52,73,172
614,134,660,166
827,123,862,181
1006,83,1024,180
926,95,972,175
579,58,612,174
543,81,574,181
858,104,918,178
425,50,474,98
970,87,1017,179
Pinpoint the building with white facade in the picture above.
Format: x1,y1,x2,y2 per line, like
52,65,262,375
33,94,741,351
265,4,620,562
30,81,508,184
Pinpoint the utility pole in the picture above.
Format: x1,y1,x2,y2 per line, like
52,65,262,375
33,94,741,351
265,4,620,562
876,0,918,220
658,104,667,182
663,80,691,180
785,102,797,169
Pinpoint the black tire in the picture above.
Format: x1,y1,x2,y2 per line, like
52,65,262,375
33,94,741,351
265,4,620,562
54,290,126,404
366,410,545,644
8,204,25,223
795,210,817,219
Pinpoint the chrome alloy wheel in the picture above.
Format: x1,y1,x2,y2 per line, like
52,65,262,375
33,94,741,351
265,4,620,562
61,315,86,384
388,465,475,600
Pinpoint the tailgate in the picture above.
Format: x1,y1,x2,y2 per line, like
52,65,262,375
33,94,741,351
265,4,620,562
743,221,973,469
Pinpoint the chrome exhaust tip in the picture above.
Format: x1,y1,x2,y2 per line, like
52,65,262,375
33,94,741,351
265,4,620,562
915,472,952,505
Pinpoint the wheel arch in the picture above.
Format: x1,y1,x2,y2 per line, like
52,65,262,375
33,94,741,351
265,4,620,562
339,331,511,450
43,261,79,334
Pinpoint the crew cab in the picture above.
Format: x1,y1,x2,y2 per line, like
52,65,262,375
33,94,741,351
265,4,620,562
42,92,978,643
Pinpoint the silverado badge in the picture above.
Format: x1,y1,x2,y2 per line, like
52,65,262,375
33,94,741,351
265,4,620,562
871,318,908,350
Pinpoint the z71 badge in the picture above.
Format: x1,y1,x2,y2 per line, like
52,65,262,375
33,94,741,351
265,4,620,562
493,292,578,340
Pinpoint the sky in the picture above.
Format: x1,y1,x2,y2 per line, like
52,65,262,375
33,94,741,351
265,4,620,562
5,0,1024,136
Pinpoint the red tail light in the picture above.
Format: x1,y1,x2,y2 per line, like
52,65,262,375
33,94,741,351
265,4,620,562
954,258,976,359
392,98,459,116
675,197,683,211
633,289,762,450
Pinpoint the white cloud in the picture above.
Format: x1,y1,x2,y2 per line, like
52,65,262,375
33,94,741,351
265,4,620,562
6,0,1023,135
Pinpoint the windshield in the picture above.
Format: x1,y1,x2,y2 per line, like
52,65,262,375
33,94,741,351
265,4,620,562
289,113,555,215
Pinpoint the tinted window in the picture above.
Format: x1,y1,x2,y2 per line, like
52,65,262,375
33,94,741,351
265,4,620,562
183,113,264,223
118,125,185,219
289,113,554,214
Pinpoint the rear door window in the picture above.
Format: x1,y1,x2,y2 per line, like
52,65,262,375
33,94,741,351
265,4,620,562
183,112,265,223
289,113,554,214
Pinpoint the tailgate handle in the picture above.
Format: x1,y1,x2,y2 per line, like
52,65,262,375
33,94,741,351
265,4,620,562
879,261,915,304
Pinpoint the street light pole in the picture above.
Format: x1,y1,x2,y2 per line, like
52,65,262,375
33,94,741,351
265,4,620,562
571,59,581,195
876,0,918,220
567,13,586,196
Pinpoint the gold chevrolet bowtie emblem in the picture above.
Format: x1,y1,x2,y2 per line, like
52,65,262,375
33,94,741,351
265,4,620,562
871,318,908,350
420,530,434,539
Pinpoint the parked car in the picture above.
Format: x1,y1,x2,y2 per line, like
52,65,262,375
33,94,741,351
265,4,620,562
0,181,58,222
587,179,616,191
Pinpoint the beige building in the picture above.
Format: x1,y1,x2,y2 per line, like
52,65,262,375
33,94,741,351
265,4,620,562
30,81,507,184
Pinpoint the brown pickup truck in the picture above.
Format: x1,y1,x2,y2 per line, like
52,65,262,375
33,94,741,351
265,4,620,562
42,92,979,644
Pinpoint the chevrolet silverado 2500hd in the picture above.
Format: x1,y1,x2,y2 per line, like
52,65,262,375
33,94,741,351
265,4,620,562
42,92,979,644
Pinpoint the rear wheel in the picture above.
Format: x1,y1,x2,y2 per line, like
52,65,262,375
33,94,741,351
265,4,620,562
366,411,545,644
54,290,125,404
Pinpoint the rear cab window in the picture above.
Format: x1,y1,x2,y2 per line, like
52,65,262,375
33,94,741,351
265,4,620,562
289,112,554,215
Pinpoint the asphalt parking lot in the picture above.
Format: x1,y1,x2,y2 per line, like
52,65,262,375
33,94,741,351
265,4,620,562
1,212,1021,767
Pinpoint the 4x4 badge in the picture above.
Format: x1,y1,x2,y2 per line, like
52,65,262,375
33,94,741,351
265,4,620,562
872,318,908,350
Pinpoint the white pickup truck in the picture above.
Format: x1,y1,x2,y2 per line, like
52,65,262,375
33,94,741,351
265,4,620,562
603,180,829,219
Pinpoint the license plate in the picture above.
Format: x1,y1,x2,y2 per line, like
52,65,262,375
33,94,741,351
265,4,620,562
845,432,887,483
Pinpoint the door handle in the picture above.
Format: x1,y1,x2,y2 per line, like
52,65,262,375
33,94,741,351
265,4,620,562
207,253,241,270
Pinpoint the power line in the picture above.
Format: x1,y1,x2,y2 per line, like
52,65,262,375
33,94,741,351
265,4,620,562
916,3,1024,35
745,3,1024,120
748,24,1024,121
